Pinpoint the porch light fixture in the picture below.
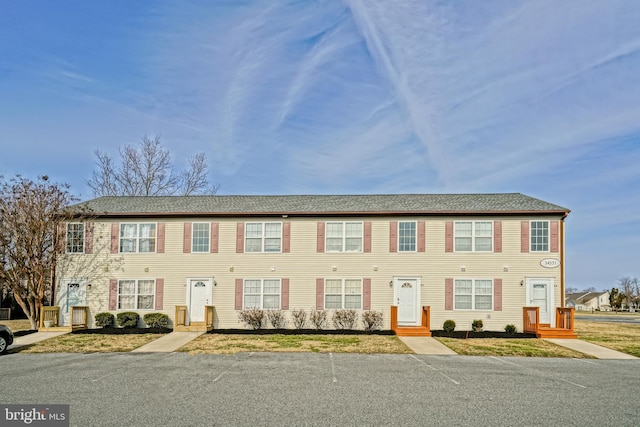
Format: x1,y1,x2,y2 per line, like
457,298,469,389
389,280,393,287
87,284,91,290
520,280,524,286
213,280,217,287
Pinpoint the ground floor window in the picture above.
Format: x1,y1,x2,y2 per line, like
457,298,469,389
244,279,281,309
118,279,155,310
454,279,493,310
325,279,362,309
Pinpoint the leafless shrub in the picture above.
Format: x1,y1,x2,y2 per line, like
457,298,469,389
238,308,265,330
291,308,307,330
266,309,287,329
361,311,383,332
309,309,327,330
332,309,358,330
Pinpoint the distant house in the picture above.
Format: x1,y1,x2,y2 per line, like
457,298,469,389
48,193,576,337
565,292,611,311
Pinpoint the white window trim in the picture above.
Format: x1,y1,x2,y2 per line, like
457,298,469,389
325,221,363,253
530,220,550,253
454,221,493,252
324,278,363,310
398,221,417,253
191,222,211,253
119,222,158,254
117,279,155,310
66,222,85,254
244,221,283,253
453,278,494,311
243,278,281,310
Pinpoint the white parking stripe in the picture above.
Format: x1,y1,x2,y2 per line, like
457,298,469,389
409,355,460,385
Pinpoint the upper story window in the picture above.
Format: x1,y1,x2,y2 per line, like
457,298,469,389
454,221,492,252
243,279,281,309
66,223,84,253
245,222,282,252
530,221,549,252
120,223,156,253
118,279,155,310
324,278,362,309
398,221,417,252
454,279,493,310
192,222,210,253
326,222,363,252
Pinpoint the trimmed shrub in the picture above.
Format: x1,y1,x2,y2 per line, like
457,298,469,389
361,310,383,332
472,319,484,332
332,309,358,330
95,312,115,328
309,309,327,330
291,308,307,330
504,324,517,334
143,312,170,328
266,310,287,329
117,312,140,328
238,308,265,330
443,319,456,333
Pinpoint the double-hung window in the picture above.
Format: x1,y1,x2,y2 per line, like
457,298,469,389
454,279,493,310
243,279,281,309
454,221,492,252
66,223,84,253
326,222,363,252
530,221,549,252
324,279,362,309
118,279,155,310
245,222,282,252
120,223,156,253
398,221,417,252
192,222,210,253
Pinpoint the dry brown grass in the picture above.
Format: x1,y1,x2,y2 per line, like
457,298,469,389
180,333,413,355
435,337,592,358
2,319,34,332
575,320,640,357
16,333,163,353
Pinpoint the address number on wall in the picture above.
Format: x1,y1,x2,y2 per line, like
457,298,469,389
540,258,561,268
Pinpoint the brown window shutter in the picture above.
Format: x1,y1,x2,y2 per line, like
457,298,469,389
363,221,372,253
84,222,94,254
494,279,502,311
282,222,291,253
157,223,165,253
316,278,324,310
236,223,244,253
109,279,118,310
111,223,119,253
389,221,397,253
521,221,529,253
445,278,453,310
550,220,559,252
445,222,454,253
494,221,502,253
210,222,219,253
183,223,192,253
417,221,426,252
363,278,371,310
281,278,289,310
316,222,325,253
155,278,164,310
235,279,243,310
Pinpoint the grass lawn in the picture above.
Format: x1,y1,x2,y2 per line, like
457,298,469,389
435,337,592,358
14,333,164,353
2,319,34,332
179,333,413,355
574,320,640,357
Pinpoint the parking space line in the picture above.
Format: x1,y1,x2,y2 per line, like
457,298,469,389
409,355,460,385
329,353,338,383
489,356,587,389
213,352,254,383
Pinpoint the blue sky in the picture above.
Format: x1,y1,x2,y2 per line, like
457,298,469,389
1,1,638,290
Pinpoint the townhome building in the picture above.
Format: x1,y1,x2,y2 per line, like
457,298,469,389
51,193,572,336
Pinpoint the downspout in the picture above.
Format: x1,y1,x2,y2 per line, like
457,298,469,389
560,216,566,307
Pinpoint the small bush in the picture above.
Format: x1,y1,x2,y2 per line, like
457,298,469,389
443,319,456,333
332,309,358,330
505,324,517,334
309,309,327,330
472,319,484,332
116,312,140,328
291,308,307,330
95,312,115,328
266,310,287,329
238,308,265,330
361,310,383,332
143,312,169,328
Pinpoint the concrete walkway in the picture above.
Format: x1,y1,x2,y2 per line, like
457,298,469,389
399,336,457,355
545,339,638,359
8,331,70,351
131,331,205,353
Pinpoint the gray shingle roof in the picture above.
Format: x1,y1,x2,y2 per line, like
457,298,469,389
73,193,569,217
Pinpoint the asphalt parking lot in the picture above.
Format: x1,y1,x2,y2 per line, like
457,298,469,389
1,352,640,426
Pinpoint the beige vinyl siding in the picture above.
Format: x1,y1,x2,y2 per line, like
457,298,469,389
58,216,563,331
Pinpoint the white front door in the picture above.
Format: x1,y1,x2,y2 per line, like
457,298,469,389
527,278,554,326
187,279,211,324
394,277,420,326
57,279,87,326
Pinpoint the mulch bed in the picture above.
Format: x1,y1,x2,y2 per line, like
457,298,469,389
71,327,172,335
430,330,536,339
207,329,396,335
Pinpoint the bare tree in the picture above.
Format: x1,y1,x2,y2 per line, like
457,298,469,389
87,135,219,196
0,176,77,329
618,277,639,310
